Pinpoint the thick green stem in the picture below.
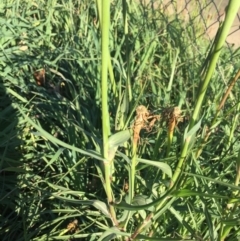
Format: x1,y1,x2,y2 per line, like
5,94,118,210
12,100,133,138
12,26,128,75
172,0,240,184
100,0,117,225
166,129,173,157
130,143,137,201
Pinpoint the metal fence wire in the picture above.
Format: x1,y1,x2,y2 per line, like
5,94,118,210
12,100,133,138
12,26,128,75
138,0,240,49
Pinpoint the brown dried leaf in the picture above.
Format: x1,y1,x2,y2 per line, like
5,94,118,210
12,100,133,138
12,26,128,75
67,219,78,233
33,69,45,86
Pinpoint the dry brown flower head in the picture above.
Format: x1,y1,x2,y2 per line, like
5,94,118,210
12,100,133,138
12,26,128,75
162,106,183,132
133,105,160,144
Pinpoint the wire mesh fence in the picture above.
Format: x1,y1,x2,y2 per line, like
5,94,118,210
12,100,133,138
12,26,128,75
138,0,240,48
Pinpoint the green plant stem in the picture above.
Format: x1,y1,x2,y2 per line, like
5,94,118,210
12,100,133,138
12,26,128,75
172,0,240,184
166,130,173,157
130,143,137,201
97,0,117,99
196,69,240,158
122,141,138,230
122,0,132,103
100,0,117,225
101,0,110,171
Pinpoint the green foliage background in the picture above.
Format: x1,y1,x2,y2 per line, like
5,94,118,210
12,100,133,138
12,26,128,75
1,0,240,240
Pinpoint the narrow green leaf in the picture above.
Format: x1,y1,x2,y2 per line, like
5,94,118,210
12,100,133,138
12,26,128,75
221,218,240,226
112,188,173,211
108,130,131,148
138,158,172,177
108,130,131,160
202,199,214,241
184,116,203,142
7,88,28,103
172,189,230,199
51,194,110,217
98,227,130,241
43,148,65,170
184,172,240,191
137,234,195,240
2,167,26,173
132,195,154,212
17,106,106,162
92,200,110,217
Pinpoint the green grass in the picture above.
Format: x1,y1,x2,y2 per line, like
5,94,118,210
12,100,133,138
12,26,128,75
1,0,240,240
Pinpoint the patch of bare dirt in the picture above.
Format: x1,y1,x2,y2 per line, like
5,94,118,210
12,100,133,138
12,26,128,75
136,0,240,48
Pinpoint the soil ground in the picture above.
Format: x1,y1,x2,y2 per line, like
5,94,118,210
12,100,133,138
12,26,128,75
198,0,240,47
137,0,240,48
